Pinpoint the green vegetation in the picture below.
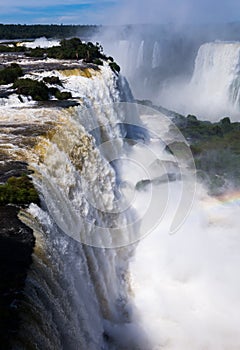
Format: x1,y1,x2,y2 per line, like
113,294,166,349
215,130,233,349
174,114,240,154
0,37,120,70
0,24,98,40
137,99,240,194
0,43,27,53
54,90,72,100
92,58,103,66
13,77,73,101
173,114,240,193
109,61,121,73
27,38,107,64
13,78,50,101
0,63,23,85
0,38,120,73
0,175,39,206
43,76,63,86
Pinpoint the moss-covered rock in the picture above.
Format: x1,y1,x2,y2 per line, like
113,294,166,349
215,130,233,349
0,175,40,206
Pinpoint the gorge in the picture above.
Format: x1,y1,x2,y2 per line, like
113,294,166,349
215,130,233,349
0,35,240,350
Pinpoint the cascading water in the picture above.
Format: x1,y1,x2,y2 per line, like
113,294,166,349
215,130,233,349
156,41,240,121
190,41,240,114
136,41,144,69
152,41,161,69
5,61,149,350
2,37,239,350
0,50,195,349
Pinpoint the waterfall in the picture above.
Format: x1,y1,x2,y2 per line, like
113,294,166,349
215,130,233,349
152,41,161,69
157,41,240,121
136,41,144,69
4,63,145,349
189,41,240,116
2,33,240,350
1,56,195,348
117,40,131,73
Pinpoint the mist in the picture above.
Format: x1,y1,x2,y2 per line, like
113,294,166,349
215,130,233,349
105,0,240,26
90,1,240,349
130,183,240,349
91,0,240,121
120,110,240,350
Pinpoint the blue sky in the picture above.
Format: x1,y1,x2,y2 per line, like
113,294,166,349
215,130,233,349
0,0,239,25
0,1,118,24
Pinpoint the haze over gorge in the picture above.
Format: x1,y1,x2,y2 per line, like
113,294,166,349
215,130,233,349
0,23,240,350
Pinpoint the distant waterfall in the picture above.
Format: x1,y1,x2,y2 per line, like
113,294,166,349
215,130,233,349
157,41,240,120
118,40,131,72
152,41,161,69
136,41,144,69
190,41,240,115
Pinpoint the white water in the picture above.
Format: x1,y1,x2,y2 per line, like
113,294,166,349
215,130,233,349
189,42,240,116
96,37,165,98
38,41,240,350
18,37,60,48
126,113,240,349
1,46,240,349
136,41,144,69
152,41,161,69
158,41,240,121
9,64,149,349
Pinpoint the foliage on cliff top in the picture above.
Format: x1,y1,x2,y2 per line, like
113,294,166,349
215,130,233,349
13,77,72,101
0,175,40,206
173,114,240,192
137,100,240,193
0,63,23,85
0,37,120,70
0,37,120,73
13,78,50,101
109,61,121,73
27,37,107,64
43,76,63,86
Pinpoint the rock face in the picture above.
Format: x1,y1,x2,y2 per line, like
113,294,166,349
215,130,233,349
0,206,35,349
0,160,35,349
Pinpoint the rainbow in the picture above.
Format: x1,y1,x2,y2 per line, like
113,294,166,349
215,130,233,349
202,190,240,210
216,191,240,206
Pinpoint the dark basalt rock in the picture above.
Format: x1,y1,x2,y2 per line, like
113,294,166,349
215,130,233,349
0,161,31,183
0,159,36,349
0,205,35,349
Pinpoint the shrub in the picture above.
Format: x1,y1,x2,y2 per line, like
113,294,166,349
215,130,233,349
109,61,120,73
26,47,45,58
13,78,49,101
26,38,107,64
0,175,39,206
55,90,72,100
0,63,23,85
43,76,63,86
92,58,103,66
